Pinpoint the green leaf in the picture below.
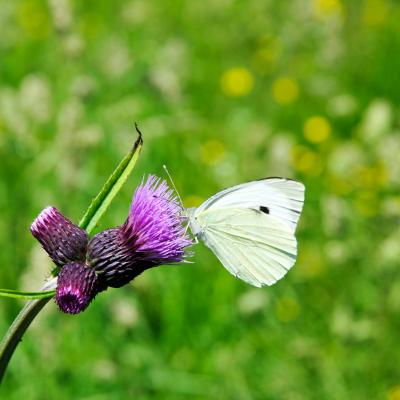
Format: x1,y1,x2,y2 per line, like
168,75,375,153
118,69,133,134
0,289,56,300
79,125,143,235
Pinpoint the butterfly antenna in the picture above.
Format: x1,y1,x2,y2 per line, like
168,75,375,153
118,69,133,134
163,164,184,209
163,165,195,240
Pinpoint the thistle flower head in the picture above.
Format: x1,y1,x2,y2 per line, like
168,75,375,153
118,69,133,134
87,175,192,287
31,176,192,314
30,207,88,267
124,175,191,263
56,262,106,314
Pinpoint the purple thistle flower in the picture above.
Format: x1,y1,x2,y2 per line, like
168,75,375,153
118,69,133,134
31,176,191,314
87,175,192,288
124,175,191,263
56,262,106,314
30,207,88,267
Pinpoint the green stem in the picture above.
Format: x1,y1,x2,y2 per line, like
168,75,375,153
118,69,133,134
0,278,57,383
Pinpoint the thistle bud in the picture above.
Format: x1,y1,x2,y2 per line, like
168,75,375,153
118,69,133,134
55,262,106,314
30,207,88,267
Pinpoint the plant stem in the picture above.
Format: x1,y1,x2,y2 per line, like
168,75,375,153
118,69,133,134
0,278,57,383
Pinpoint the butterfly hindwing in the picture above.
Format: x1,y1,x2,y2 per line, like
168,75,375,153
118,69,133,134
195,208,297,287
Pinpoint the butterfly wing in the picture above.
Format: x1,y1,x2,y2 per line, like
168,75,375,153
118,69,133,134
190,178,304,286
195,178,304,232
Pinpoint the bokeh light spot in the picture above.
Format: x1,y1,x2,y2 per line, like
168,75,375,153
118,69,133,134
313,0,343,17
354,191,379,217
17,0,50,39
388,385,400,400
272,77,299,105
252,36,281,75
363,0,388,27
354,164,388,189
327,175,353,195
303,116,332,143
275,297,300,322
200,140,226,165
184,195,204,208
297,245,325,279
291,145,323,175
220,67,254,97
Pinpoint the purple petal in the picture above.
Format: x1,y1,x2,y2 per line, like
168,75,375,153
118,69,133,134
123,175,192,263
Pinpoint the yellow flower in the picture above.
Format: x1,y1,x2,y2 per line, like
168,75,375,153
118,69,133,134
291,145,323,175
220,67,254,97
275,297,300,322
17,0,50,39
388,385,400,400
303,116,332,143
363,0,388,27
200,140,226,165
272,77,299,105
354,164,388,189
313,0,343,17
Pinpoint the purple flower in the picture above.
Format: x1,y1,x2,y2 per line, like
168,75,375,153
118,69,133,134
31,175,192,314
87,175,192,287
30,207,88,267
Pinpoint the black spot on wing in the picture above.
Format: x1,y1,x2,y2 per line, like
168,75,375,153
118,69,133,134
260,206,269,214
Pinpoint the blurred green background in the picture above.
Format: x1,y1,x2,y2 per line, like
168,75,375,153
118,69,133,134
1,0,400,398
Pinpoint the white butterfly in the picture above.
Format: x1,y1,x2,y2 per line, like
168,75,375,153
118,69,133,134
187,178,305,287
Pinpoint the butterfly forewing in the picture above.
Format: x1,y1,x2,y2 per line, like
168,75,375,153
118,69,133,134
195,178,304,232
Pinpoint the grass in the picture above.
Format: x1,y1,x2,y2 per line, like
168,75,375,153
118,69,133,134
1,0,400,398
